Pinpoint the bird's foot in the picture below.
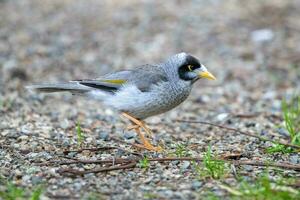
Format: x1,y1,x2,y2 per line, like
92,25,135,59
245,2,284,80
122,112,153,137
126,124,139,131
121,112,161,152
126,124,153,137
134,127,162,152
134,142,163,152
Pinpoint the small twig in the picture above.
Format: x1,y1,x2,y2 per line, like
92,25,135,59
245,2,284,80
221,153,244,160
57,161,137,175
46,194,78,199
63,143,143,158
53,157,203,166
287,180,300,188
176,120,300,149
219,184,242,196
55,156,300,176
232,113,259,118
147,157,203,162
231,160,300,171
56,158,132,165
63,147,117,154
149,157,300,171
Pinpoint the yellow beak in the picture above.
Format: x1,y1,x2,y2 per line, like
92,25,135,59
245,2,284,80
198,71,216,80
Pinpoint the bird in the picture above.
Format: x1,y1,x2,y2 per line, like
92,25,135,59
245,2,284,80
27,52,216,152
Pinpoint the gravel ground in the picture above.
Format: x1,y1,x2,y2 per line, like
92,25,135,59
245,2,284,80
1,0,300,199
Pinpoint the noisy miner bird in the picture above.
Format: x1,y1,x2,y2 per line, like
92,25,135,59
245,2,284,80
27,52,216,151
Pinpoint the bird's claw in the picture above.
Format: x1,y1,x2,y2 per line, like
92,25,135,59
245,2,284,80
133,143,163,152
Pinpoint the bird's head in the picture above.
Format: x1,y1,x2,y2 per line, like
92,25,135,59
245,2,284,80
165,52,216,83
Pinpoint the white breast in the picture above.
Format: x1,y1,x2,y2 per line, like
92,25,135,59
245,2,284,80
103,82,191,119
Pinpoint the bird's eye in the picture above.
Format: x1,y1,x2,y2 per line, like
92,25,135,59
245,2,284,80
187,65,193,71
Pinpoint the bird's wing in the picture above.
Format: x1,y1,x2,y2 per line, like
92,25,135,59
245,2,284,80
75,64,168,92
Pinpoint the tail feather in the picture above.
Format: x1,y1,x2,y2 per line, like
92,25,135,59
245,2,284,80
26,83,91,94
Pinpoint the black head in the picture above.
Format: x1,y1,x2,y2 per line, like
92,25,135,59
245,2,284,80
178,54,203,81
164,52,216,82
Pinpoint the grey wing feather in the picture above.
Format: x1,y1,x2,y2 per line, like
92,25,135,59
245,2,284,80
73,80,120,93
130,64,168,92
27,64,167,94
93,64,168,92
26,83,91,94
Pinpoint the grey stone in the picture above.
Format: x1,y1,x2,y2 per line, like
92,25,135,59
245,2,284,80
60,119,71,130
31,176,43,185
290,154,299,164
123,131,136,140
244,165,253,172
216,113,229,121
277,127,290,137
180,161,190,171
98,131,109,140
251,29,274,43
191,181,203,190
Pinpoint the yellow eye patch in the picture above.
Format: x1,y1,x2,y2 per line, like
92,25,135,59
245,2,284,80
187,65,193,71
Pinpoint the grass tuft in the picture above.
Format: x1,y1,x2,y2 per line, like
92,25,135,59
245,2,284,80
0,182,24,200
138,157,150,169
0,98,13,111
30,186,43,200
76,122,84,147
281,96,300,145
266,143,294,154
193,145,228,179
267,96,300,153
174,143,191,157
85,192,105,200
0,178,43,200
222,173,300,200
143,192,160,199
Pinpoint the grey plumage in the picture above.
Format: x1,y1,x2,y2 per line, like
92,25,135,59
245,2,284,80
27,52,216,119
26,83,91,94
78,64,168,92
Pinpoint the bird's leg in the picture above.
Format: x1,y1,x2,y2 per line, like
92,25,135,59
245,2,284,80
121,112,153,137
139,120,153,137
133,127,162,152
126,124,139,131
121,112,162,152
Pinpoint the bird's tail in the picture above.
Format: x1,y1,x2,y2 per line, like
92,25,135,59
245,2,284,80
26,82,91,94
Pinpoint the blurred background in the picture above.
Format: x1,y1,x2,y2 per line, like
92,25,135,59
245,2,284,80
1,0,300,121
1,0,299,88
0,0,300,198
0,0,300,113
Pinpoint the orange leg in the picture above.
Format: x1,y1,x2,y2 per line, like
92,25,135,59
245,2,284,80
121,112,162,152
126,124,139,131
121,112,153,137
133,127,162,152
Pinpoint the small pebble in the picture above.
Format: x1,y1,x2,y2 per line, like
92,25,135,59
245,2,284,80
98,131,109,140
277,128,290,137
191,181,203,190
244,165,253,172
251,29,274,43
123,131,136,139
60,119,71,130
216,113,229,121
290,155,299,164
180,161,190,171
